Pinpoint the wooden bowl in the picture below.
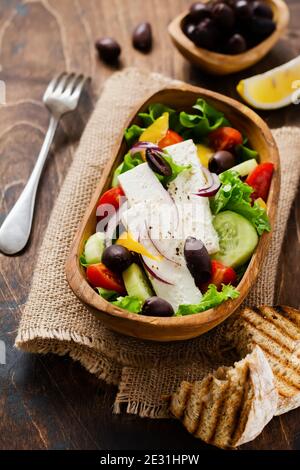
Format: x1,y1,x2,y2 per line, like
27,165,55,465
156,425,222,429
66,84,280,342
168,0,289,75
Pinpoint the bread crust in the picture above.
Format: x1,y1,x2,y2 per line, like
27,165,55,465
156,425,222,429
225,305,300,416
170,346,277,449
170,305,300,448
234,347,277,446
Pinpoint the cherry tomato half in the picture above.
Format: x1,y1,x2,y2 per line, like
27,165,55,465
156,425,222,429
209,127,243,151
246,162,274,202
96,186,125,222
158,130,184,148
86,263,125,294
97,186,125,211
200,260,237,292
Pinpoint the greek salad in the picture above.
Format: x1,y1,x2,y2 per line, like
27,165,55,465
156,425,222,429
80,98,274,317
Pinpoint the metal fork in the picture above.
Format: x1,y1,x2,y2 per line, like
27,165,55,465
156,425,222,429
0,72,87,255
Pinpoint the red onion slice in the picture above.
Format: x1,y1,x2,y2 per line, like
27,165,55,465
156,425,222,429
200,166,214,190
138,227,177,265
147,227,180,266
130,141,162,156
142,258,174,286
195,171,221,197
138,228,176,285
146,226,180,266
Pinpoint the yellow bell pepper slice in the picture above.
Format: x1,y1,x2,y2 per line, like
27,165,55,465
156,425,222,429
117,232,161,261
139,112,169,144
255,197,267,211
196,144,214,168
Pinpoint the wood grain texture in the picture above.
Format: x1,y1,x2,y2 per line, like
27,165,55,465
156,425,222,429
0,0,299,450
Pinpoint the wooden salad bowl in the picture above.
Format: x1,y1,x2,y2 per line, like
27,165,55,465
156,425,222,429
66,84,280,342
168,0,289,75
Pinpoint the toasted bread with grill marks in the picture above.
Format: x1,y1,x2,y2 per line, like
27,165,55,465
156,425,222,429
170,346,277,449
225,306,300,415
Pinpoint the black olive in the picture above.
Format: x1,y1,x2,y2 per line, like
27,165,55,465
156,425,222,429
183,22,197,41
234,0,253,20
226,0,238,7
226,33,247,54
95,37,121,63
250,16,276,38
252,1,273,19
132,22,152,52
212,2,235,30
208,150,236,174
189,2,212,22
142,296,174,317
184,236,212,285
102,245,133,273
193,18,218,50
146,149,172,177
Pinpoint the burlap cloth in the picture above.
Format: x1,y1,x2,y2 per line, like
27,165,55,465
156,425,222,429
16,68,300,418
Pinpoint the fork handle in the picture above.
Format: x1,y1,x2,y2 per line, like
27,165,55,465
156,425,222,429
0,115,59,255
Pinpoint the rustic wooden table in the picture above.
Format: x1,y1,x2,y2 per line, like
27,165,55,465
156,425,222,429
0,0,299,451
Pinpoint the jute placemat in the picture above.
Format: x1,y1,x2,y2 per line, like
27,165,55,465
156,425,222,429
16,68,300,418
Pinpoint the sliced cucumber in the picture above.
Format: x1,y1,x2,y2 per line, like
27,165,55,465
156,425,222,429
213,211,258,268
84,232,105,264
122,263,153,302
229,159,257,177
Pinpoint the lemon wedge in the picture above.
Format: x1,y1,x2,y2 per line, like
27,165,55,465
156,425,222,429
139,112,169,143
237,55,300,110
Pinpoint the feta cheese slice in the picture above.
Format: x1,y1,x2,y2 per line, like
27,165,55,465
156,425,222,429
121,205,202,311
118,163,202,310
118,162,171,207
166,139,219,254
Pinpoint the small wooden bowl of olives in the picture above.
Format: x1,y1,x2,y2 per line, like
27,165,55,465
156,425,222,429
168,0,289,75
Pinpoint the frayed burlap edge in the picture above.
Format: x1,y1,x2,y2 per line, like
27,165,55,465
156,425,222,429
18,328,121,386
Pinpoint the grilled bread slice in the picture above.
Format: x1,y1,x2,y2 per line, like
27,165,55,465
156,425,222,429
224,306,300,415
170,346,277,449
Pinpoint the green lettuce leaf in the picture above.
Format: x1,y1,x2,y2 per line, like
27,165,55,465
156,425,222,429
120,151,144,173
211,170,271,235
96,288,119,301
176,284,239,316
112,295,143,313
211,170,253,214
124,125,145,146
79,254,89,268
193,98,230,124
156,153,191,186
229,199,271,236
125,99,231,146
179,112,212,137
235,144,258,162
80,240,90,267
138,103,178,129
112,162,124,187
178,98,230,142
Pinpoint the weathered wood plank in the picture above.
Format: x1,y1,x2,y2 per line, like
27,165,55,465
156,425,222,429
0,0,299,450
